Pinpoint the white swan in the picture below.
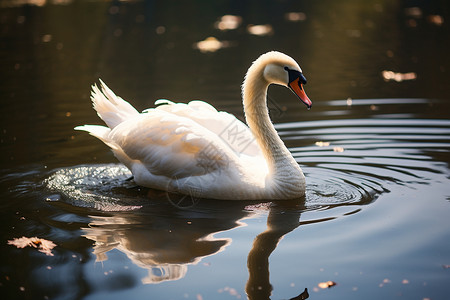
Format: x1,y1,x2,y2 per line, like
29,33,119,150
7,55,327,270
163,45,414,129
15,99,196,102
75,51,312,200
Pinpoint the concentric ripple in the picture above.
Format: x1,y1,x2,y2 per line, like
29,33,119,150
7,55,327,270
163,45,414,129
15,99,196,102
277,98,450,208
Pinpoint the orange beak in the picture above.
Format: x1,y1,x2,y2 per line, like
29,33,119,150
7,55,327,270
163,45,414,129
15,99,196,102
288,77,312,109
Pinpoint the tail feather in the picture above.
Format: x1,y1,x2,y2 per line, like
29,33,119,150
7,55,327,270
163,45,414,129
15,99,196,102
91,79,139,129
75,125,135,170
74,125,118,150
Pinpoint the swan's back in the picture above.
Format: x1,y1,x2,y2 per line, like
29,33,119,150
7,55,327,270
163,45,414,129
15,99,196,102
76,81,270,199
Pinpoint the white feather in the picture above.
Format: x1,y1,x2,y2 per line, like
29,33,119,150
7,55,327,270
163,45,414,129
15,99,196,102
76,52,308,200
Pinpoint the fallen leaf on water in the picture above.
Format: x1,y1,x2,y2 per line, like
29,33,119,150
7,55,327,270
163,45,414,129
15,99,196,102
315,141,330,147
382,70,417,82
194,37,223,53
247,24,274,36
428,15,444,26
404,7,422,18
8,236,56,256
333,147,345,153
217,286,241,298
379,278,391,287
318,281,337,289
194,37,233,53
215,15,242,30
285,12,307,22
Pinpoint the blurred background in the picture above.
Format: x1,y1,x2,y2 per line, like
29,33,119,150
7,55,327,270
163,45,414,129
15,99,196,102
1,0,449,169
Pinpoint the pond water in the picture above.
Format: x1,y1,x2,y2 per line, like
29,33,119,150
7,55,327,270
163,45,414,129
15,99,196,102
1,1,450,300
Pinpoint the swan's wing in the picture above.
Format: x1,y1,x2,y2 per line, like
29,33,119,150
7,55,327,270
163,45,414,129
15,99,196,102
108,109,239,180
148,100,262,157
91,80,140,129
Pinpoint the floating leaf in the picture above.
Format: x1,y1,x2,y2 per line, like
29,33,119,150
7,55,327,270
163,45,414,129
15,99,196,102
8,236,56,256
333,147,345,153
382,70,417,82
194,37,233,53
318,281,337,289
315,141,330,147
247,24,273,36
215,15,242,31
428,15,444,26
285,12,307,22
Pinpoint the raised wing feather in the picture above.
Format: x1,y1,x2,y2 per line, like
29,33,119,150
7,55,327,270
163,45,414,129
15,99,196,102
108,109,240,180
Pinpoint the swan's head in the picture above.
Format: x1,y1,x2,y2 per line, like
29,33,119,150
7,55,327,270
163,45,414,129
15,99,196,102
256,51,312,109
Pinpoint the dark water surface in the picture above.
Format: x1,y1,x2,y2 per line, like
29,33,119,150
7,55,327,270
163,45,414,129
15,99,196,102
1,1,450,300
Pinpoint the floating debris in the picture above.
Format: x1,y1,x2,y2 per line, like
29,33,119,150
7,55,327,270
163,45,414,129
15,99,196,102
382,70,417,82
155,26,166,35
215,15,242,31
285,12,307,22
315,141,330,147
404,7,422,18
247,24,273,36
8,236,56,256
333,147,345,153
318,281,337,289
379,278,391,287
42,34,52,42
194,37,231,53
428,15,444,26
218,286,241,299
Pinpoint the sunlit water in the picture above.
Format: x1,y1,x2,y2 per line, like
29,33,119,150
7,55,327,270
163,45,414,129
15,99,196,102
2,97,449,300
1,1,450,300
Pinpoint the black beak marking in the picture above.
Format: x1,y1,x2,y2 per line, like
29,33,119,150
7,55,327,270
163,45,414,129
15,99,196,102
284,66,307,85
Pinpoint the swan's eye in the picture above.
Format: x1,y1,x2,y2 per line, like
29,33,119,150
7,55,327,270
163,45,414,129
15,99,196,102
284,67,307,85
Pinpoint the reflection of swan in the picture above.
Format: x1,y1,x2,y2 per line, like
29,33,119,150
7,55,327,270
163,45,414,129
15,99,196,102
82,202,252,284
76,51,312,200
80,191,309,294
246,202,308,300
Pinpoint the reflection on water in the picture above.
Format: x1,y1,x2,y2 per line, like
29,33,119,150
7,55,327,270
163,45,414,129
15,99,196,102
83,212,232,284
47,166,311,297
246,202,303,300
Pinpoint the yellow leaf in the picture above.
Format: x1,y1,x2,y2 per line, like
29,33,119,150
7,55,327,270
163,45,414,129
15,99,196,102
8,236,56,256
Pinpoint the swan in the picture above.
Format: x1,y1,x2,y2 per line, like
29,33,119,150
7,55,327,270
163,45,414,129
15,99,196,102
75,51,312,200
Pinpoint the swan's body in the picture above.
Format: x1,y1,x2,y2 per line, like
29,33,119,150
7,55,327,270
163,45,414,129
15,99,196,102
76,51,312,200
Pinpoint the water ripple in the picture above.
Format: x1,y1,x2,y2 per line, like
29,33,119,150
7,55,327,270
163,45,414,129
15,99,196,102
276,108,450,208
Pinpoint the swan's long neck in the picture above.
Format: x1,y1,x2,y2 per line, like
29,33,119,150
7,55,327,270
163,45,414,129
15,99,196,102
242,67,305,194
